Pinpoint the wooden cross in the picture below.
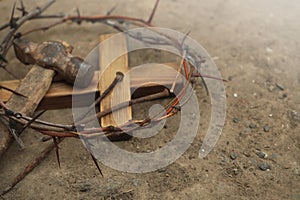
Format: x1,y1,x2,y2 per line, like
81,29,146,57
0,33,182,128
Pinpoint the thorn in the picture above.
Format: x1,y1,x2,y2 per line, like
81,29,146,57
40,136,52,142
90,153,103,177
53,137,61,168
76,7,80,17
0,85,27,98
8,122,25,149
106,4,117,16
170,50,187,93
17,110,46,135
147,0,159,24
75,7,81,25
17,0,27,16
0,54,8,63
10,2,16,20
9,2,18,29
200,75,209,95
180,30,191,47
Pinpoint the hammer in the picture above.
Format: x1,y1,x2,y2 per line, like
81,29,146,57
13,39,95,88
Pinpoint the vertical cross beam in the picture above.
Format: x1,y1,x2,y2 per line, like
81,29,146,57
99,34,132,128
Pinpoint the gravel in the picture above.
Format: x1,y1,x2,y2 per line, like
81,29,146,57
263,125,270,132
230,152,238,160
233,117,239,123
257,151,268,159
258,163,271,171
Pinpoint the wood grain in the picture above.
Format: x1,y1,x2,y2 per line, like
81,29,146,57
0,63,182,110
99,33,132,127
0,65,55,157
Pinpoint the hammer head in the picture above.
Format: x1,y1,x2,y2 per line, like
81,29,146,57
13,39,95,88
13,39,37,65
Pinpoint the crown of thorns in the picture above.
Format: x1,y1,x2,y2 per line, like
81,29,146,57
0,0,225,194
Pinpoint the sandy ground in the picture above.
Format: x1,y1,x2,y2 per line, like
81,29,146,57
0,0,299,199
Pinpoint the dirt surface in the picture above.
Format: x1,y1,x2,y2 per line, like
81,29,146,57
0,0,299,199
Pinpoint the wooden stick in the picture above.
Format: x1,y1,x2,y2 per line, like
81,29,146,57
99,33,132,127
0,65,54,157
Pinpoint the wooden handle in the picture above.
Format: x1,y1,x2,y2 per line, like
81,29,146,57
0,65,55,157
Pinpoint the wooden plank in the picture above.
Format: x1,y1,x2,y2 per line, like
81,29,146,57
0,62,181,110
99,34,131,127
0,65,55,157
0,63,182,110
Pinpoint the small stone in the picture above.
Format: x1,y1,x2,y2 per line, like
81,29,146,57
268,85,275,92
233,168,239,175
230,152,238,160
282,93,288,98
79,183,92,192
132,179,141,186
263,125,270,132
158,168,166,173
220,154,227,165
243,151,251,157
233,117,239,123
288,110,300,127
233,93,238,97
258,163,271,171
249,124,257,129
275,83,284,91
257,151,268,159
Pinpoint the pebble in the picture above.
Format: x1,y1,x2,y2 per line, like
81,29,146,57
233,117,239,123
257,151,268,159
243,151,251,157
233,168,239,175
282,93,288,98
275,83,285,91
288,111,300,127
132,179,141,186
258,163,271,171
230,152,238,160
233,93,238,97
79,183,92,192
158,168,167,173
268,85,275,92
220,154,227,165
263,125,270,132
249,124,257,129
